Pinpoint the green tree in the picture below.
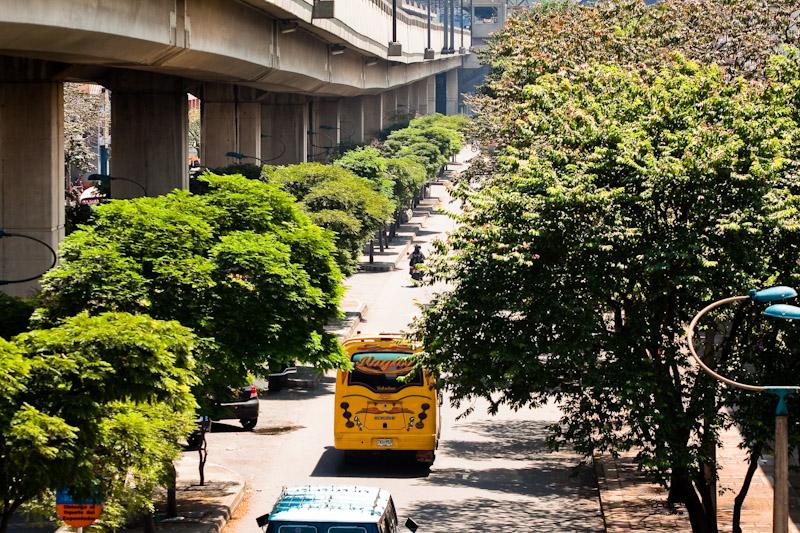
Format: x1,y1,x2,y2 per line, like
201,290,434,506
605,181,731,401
34,174,346,400
472,0,800,147
0,312,197,533
64,84,105,177
334,146,395,202
417,55,800,533
386,157,428,210
263,163,394,273
0,294,35,340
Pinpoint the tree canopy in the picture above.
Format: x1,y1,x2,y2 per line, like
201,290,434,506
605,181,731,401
34,174,347,399
262,162,395,273
0,312,197,533
418,48,800,532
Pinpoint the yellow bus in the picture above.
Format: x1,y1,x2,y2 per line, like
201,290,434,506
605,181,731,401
334,334,440,465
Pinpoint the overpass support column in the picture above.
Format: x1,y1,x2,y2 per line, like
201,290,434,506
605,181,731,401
427,76,437,115
340,97,365,146
415,79,429,115
446,69,460,115
382,90,398,128
261,94,309,165
396,85,411,120
0,71,64,297
363,94,383,141
201,84,261,168
309,99,340,162
110,72,188,198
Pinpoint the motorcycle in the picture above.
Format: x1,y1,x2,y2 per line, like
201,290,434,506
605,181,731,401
410,263,424,281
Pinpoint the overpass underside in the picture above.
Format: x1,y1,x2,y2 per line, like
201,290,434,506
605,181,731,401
0,0,471,296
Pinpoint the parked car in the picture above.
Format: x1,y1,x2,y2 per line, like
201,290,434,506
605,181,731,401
184,383,259,450
256,485,419,533
215,383,260,430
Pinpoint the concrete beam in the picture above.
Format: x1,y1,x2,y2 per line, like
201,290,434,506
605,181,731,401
201,83,262,168
261,94,309,165
0,79,64,297
110,72,188,197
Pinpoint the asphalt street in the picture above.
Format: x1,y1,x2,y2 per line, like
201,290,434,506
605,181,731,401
191,183,605,532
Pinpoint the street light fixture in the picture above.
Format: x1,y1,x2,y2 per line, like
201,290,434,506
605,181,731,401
0,229,58,285
686,286,800,533
225,151,268,164
86,173,148,196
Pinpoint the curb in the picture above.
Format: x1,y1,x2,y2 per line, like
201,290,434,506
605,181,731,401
165,462,247,533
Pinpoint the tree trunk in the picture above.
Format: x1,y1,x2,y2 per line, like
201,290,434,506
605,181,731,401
143,511,156,533
0,499,23,533
733,445,762,533
166,463,178,518
198,419,209,486
670,473,713,533
0,511,11,533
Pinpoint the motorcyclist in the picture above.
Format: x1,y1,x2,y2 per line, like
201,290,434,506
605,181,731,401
409,245,425,280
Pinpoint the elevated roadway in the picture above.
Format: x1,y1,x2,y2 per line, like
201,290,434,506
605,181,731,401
0,0,472,296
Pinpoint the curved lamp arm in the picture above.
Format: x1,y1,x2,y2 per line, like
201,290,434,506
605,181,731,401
0,230,58,285
685,295,766,392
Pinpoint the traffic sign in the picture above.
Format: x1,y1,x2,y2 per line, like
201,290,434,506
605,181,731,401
56,489,103,528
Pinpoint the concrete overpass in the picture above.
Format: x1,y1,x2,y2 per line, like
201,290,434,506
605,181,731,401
0,0,471,296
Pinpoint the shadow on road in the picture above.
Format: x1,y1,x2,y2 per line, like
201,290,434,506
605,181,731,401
310,447,432,479
404,496,603,533
263,381,334,401
425,463,595,497
438,419,552,461
209,421,247,433
429,420,595,497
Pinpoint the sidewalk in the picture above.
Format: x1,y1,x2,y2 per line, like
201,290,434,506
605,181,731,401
595,424,800,532
357,196,441,272
357,145,477,273
124,456,246,533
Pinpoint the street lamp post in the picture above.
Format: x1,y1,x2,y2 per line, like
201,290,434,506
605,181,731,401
686,286,800,533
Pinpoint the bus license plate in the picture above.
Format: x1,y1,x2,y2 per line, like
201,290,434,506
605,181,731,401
377,439,393,447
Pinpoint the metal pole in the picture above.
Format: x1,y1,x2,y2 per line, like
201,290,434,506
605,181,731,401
460,0,464,49
441,0,449,53
688,294,800,533
427,0,431,49
448,0,454,52
774,413,789,533
392,0,397,43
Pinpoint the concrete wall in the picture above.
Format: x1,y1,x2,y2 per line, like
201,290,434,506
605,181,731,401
363,94,384,140
340,97,365,146
261,94,309,165
201,84,262,168
109,72,188,198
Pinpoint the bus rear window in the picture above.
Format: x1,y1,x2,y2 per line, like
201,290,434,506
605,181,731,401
347,352,422,393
